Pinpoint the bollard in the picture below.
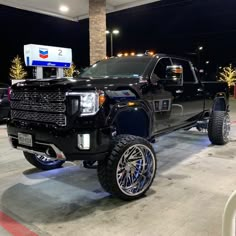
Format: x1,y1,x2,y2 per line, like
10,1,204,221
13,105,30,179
234,85,236,99
222,190,236,236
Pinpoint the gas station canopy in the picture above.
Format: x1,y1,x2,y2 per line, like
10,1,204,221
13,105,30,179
0,0,161,64
0,0,160,21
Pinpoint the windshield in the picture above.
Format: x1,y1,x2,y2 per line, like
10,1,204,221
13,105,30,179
79,57,152,79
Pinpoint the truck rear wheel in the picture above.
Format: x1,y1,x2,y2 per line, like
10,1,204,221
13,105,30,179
97,135,157,200
208,111,230,145
24,152,65,171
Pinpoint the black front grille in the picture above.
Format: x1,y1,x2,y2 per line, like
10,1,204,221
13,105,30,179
11,90,67,126
11,101,66,113
11,110,66,126
11,91,66,102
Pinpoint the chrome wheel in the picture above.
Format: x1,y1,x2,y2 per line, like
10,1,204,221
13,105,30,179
35,154,60,165
116,144,156,197
24,152,65,170
223,114,230,142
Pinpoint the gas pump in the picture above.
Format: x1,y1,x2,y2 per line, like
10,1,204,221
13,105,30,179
24,44,72,79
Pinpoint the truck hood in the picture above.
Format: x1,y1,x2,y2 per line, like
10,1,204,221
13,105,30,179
11,77,141,91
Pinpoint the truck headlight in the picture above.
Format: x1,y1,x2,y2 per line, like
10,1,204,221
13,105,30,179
80,92,99,116
67,92,100,116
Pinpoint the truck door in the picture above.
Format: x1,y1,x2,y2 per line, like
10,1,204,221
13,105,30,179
141,57,174,132
165,58,204,125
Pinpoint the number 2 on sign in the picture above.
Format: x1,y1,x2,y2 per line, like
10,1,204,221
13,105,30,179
58,49,62,56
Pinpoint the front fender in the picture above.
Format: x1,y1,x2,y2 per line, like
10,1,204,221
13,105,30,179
106,100,152,139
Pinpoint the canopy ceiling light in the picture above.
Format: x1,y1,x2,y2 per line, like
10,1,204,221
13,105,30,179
59,5,69,13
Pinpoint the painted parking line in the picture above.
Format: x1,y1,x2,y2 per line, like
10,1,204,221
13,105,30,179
0,211,38,236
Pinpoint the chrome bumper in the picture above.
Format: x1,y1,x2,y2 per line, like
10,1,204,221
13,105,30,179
9,136,66,161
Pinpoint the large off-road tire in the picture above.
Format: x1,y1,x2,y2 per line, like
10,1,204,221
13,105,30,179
97,135,157,200
208,111,230,145
24,152,65,171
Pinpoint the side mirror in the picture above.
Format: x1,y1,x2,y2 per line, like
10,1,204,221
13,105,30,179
165,65,183,86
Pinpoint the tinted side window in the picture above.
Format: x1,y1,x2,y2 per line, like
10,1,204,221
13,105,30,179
0,89,5,98
3,89,8,97
172,59,196,83
153,58,172,79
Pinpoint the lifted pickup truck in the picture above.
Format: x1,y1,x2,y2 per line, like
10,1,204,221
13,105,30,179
7,54,230,200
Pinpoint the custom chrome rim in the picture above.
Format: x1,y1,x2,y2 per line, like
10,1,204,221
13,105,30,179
35,154,60,165
116,144,156,196
223,114,230,142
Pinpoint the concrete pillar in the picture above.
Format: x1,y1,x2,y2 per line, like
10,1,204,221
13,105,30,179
36,67,43,79
57,68,64,78
89,0,106,65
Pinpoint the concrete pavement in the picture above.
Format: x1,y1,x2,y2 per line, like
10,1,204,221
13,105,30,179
0,100,236,236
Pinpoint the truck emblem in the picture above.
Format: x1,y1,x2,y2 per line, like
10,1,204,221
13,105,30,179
22,93,49,104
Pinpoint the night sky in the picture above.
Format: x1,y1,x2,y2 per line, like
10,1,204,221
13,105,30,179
0,0,236,84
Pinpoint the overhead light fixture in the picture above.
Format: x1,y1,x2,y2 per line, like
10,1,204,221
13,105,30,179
198,46,203,51
112,30,119,35
59,5,69,13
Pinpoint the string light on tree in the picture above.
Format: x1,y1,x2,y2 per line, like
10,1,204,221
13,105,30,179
64,62,77,77
219,64,236,88
9,55,27,80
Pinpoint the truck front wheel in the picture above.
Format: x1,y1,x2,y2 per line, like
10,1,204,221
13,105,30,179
208,111,230,145
97,135,157,200
23,152,65,171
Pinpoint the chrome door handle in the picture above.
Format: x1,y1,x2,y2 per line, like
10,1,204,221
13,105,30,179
197,88,204,92
176,90,183,94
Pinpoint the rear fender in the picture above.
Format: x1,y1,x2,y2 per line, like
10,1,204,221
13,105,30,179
212,94,228,112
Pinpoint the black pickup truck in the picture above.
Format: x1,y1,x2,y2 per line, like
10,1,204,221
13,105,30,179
7,54,230,200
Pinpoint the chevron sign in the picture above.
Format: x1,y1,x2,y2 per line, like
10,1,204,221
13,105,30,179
24,44,72,68
39,48,48,59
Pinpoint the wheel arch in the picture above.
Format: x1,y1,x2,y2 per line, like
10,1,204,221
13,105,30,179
212,94,228,112
108,102,152,139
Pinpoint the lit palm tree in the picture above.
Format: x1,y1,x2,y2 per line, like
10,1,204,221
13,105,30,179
219,64,236,88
